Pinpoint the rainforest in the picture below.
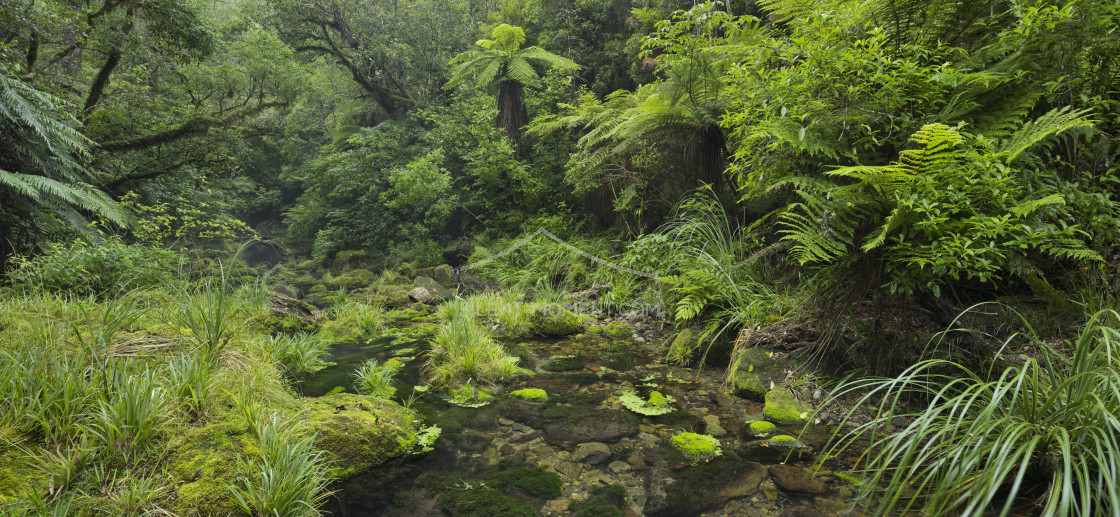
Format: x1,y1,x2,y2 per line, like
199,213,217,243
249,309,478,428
2,0,1119,516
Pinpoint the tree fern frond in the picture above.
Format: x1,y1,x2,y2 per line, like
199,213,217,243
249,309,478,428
996,107,1094,162
505,58,541,87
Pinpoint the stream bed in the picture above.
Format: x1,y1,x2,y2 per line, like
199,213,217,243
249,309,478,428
301,326,864,517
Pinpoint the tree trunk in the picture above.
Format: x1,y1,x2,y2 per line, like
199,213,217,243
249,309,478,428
497,80,527,157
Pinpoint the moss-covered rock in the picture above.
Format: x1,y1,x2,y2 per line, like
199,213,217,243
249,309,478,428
334,250,370,272
355,284,414,308
438,487,537,517
301,393,418,479
168,421,257,516
509,388,547,400
665,329,695,364
748,420,776,437
328,268,377,289
528,306,582,337
415,276,453,300
763,389,811,425
486,466,562,499
728,346,794,401
670,432,722,461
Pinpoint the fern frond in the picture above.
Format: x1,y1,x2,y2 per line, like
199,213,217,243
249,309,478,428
995,106,1094,162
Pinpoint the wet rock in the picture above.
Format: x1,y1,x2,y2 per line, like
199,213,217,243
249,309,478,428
540,408,638,444
266,292,324,331
430,264,456,287
769,464,828,494
572,442,611,464
555,461,583,478
407,286,432,304
458,272,501,294
703,415,727,437
510,430,540,444
609,461,632,474
647,454,767,517
549,500,570,514
626,452,646,471
814,497,851,513
727,346,796,400
776,506,833,517
529,306,583,337
499,444,515,454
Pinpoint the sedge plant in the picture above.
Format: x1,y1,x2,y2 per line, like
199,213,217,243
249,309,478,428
821,310,1120,516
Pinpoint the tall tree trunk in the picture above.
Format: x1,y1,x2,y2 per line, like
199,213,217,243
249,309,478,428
82,49,122,120
497,80,527,157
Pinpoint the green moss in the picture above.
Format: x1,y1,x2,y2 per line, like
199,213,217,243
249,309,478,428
301,393,418,479
834,471,863,485
670,432,722,461
665,329,695,364
168,421,256,516
334,250,370,272
528,306,582,337
768,434,802,448
510,388,547,400
749,420,776,436
0,467,22,504
541,404,576,420
571,496,623,517
763,389,810,425
487,466,562,499
438,487,537,517
328,268,377,289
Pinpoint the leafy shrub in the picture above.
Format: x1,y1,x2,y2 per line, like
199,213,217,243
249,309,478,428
823,310,1120,516
9,237,179,296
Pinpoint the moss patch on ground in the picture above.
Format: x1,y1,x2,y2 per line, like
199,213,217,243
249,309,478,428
167,421,258,516
509,388,548,400
300,393,418,479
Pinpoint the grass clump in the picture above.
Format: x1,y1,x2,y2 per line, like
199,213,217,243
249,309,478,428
670,432,722,461
353,358,402,398
425,299,527,387
231,414,332,517
823,310,1120,517
619,390,674,416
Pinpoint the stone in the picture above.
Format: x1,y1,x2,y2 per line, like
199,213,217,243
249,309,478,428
407,286,432,304
431,264,455,287
529,306,583,337
775,507,832,517
626,452,646,471
499,444,515,454
266,292,324,331
299,394,418,479
646,456,768,517
763,389,811,426
414,276,453,299
728,346,799,401
498,418,514,426
813,497,850,513
704,415,727,437
769,464,828,494
555,461,583,478
549,500,570,514
571,442,612,465
608,461,632,474
510,430,541,444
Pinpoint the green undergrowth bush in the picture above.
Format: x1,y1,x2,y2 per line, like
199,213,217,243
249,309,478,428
823,310,1120,516
8,237,180,297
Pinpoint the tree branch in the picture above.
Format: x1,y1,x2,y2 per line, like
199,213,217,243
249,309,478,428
97,101,287,152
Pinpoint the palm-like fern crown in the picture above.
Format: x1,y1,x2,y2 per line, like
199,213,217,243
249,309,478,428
0,74,130,227
445,24,578,91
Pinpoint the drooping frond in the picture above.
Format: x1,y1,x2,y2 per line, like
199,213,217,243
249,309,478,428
995,106,1093,162
517,46,578,71
754,0,844,21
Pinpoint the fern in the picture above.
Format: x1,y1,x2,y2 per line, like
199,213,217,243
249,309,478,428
0,74,131,229
995,106,1093,162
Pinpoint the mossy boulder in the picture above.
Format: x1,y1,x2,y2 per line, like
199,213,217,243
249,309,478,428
301,393,418,479
334,250,370,272
356,284,414,308
728,346,794,401
262,292,324,333
763,389,811,426
528,306,582,337
430,264,456,287
168,421,257,516
665,329,696,364
328,268,377,289
415,276,454,300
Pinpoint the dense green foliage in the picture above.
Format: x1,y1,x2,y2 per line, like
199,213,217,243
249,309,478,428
4,0,1120,514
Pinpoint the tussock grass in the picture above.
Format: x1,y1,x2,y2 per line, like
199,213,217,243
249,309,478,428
823,310,1120,516
425,299,527,386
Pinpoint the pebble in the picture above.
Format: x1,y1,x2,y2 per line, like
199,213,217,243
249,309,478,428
498,417,514,426
608,460,632,474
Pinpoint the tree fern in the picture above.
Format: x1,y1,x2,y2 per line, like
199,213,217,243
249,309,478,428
0,74,130,234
